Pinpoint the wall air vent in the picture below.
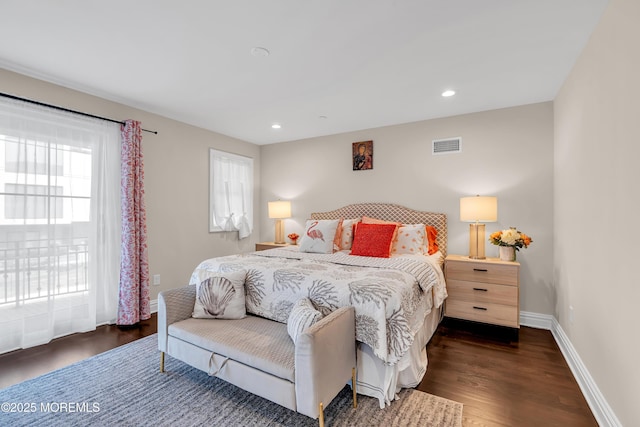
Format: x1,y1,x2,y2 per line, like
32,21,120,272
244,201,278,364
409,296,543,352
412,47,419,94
432,137,462,155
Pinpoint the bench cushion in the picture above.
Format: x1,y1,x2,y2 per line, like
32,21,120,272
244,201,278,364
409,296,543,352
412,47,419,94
168,316,295,382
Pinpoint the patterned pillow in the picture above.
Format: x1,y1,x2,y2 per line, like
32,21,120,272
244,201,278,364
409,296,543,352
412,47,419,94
299,219,341,254
392,224,427,255
192,270,247,319
339,218,361,250
287,298,323,343
350,223,399,258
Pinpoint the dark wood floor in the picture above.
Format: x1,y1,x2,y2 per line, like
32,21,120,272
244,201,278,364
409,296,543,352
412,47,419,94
0,315,596,426
0,315,158,389
419,318,597,426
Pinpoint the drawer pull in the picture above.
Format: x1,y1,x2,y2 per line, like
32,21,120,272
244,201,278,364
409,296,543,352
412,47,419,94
473,268,488,272
473,306,488,311
473,288,488,292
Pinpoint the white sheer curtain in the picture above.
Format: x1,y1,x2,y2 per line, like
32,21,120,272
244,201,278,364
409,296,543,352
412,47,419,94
209,149,253,239
0,96,121,354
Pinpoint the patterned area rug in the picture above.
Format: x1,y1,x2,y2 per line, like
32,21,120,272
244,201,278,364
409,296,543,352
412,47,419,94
0,335,462,426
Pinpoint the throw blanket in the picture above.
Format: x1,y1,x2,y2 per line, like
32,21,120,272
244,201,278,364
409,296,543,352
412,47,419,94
190,248,446,365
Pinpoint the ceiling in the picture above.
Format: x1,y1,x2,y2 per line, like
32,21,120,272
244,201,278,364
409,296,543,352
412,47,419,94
0,1,608,145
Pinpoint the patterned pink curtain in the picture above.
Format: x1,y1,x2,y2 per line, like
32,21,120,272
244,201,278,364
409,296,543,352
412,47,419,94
117,120,150,325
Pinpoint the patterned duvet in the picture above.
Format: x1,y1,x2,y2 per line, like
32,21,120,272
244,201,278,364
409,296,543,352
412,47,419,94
189,247,446,365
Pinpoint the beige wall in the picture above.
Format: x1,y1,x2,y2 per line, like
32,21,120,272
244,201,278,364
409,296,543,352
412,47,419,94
554,0,640,424
261,102,554,314
0,68,261,302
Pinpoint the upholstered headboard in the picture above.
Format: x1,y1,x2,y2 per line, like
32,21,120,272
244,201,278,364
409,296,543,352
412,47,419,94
311,203,447,256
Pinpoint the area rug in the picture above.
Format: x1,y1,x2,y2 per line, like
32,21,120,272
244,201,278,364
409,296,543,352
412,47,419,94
0,334,462,426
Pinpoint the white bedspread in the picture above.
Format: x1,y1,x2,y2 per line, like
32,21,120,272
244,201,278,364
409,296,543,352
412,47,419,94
189,247,446,365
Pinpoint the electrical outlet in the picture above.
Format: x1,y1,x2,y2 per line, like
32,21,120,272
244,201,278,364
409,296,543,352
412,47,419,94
153,274,161,286
569,305,574,324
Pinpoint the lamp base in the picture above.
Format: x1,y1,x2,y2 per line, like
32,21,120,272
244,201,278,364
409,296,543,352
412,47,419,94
274,219,285,244
468,223,486,259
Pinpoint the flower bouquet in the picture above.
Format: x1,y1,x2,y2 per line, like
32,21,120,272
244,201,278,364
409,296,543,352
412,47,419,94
489,227,532,261
287,233,300,245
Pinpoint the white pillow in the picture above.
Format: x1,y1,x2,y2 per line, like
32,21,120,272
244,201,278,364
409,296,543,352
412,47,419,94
340,218,360,250
392,224,427,255
298,219,341,254
287,298,323,343
192,270,247,319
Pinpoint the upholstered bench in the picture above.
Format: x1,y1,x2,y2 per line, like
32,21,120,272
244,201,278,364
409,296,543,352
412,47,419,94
158,285,357,426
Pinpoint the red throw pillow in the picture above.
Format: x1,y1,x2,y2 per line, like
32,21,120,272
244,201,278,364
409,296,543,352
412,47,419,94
426,225,439,255
350,223,399,258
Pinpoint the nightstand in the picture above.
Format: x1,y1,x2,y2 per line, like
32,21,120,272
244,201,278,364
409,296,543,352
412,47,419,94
444,254,520,328
255,242,290,251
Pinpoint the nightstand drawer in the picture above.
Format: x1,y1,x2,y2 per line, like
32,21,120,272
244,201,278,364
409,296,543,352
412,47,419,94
447,279,518,306
445,260,518,286
446,299,519,328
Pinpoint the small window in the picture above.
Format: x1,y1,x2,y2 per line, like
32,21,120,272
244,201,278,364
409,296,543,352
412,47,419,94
209,149,253,238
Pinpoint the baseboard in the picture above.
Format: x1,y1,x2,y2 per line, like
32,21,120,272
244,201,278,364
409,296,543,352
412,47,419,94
519,311,620,426
520,311,553,329
550,318,622,427
150,299,158,314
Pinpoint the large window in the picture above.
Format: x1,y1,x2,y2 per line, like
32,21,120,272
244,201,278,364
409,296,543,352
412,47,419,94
209,148,253,237
4,184,64,219
0,97,121,354
4,137,64,175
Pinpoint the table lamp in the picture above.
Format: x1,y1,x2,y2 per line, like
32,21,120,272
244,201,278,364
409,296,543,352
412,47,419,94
268,200,291,244
460,195,498,259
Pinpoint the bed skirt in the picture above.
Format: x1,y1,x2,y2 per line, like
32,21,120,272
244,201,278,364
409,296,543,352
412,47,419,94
355,305,442,407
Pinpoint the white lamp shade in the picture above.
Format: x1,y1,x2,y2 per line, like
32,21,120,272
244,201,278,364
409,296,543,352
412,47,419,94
268,201,291,219
460,196,498,222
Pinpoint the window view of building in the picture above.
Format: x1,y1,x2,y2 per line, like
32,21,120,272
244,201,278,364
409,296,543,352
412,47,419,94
0,135,92,306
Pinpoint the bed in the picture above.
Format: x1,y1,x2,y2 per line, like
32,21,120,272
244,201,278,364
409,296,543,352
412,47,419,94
189,203,448,407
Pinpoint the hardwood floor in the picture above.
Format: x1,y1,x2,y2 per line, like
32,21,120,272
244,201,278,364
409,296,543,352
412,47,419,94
0,315,596,426
0,314,157,389
419,318,597,426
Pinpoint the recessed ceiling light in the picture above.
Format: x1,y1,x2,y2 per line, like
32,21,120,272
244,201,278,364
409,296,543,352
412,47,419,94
251,47,270,57
271,123,281,129
442,90,456,97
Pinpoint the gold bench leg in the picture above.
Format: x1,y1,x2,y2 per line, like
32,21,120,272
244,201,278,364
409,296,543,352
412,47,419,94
318,402,325,427
160,351,165,373
352,367,358,408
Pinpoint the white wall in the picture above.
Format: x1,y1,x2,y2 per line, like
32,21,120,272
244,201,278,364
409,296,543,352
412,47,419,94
554,0,640,424
261,102,554,314
0,68,261,302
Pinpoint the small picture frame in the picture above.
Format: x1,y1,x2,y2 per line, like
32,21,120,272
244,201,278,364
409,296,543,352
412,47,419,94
352,140,373,171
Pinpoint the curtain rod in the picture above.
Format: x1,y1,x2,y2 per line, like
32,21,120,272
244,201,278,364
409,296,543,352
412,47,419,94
0,92,158,135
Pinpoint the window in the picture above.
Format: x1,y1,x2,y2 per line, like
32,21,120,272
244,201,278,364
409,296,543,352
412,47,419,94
209,149,253,238
4,184,64,219
0,97,121,354
5,137,64,175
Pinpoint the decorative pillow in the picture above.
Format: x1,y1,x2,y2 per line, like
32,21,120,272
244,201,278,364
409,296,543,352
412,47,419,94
192,270,247,319
287,298,323,343
392,224,427,255
299,219,341,254
332,218,344,252
425,225,439,255
361,216,401,226
350,223,399,258
339,218,360,250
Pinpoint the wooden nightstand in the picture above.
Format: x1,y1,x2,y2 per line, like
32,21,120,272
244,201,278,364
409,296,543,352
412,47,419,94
255,242,290,251
444,254,520,328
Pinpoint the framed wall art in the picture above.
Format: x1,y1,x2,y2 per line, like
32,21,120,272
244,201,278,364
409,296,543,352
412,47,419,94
352,140,373,171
